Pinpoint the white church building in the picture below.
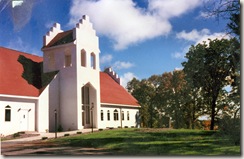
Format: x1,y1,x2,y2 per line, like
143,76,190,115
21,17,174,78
0,15,140,136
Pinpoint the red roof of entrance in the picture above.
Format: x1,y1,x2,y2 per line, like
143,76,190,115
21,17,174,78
0,47,139,106
0,47,43,97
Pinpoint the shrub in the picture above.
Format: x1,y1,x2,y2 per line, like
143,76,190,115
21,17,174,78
99,129,103,131
13,133,20,138
42,137,48,140
218,116,240,145
64,133,70,137
124,126,128,128
57,125,63,132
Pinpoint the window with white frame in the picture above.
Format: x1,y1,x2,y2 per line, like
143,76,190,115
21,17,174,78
127,111,130,120
101,110,104,121
90,53,96,69
114,109,119,121
81,49,86,67
5,105,11,122
48,52,55,69
121,111,124,121
65,54,72,67
107,110,110,121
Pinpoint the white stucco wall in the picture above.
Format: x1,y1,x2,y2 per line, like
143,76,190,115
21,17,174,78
37,86,50,133
75,15,101,130
0,95,37,136
99,105,140,129
48,73,60,132
43,44,79,132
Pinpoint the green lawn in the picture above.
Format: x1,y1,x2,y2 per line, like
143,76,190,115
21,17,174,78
50,128,240,156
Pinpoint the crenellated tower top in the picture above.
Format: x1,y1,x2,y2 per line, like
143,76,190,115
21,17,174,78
104,67,121,85
43,23,63,47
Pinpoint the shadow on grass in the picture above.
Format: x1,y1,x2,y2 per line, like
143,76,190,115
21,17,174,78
57,129,240,156
2,129,239,156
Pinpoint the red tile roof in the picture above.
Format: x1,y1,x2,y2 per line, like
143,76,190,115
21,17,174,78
100,72,140,106
0,47,139,106
0,47,43,97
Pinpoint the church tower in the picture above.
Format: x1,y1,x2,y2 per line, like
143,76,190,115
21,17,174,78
42,15,100,131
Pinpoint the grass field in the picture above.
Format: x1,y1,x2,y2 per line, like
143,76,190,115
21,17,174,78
49,128,240,156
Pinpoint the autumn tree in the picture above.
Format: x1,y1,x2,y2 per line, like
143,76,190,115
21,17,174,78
182,38,239,130
127,78,156,128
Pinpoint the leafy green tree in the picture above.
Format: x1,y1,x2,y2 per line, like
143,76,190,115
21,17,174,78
155,71,191,129
127,78,156,128
182,38,239,130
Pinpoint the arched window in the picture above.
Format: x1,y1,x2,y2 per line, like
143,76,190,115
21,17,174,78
121,111,124,121
65,54,72,67
48,52,55,69
107,110,110,121
5,105,11,122
81,49,86,67
90,53,96,69
127,111,130,120
114,109,119,121
101,110,104,121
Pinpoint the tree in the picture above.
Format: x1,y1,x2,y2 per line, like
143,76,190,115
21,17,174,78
205,0,240,37
155,70,192,129
127,78,156,128
182,38,239,130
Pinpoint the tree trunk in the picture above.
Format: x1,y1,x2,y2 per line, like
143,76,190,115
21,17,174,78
210,97,217,130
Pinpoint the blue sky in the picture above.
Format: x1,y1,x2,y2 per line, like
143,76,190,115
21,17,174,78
0,0,235,87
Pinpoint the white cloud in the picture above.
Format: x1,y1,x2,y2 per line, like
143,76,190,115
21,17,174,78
7,37,41,55
45,21,56,29
172,52,183,59
176,29,210,42
120,72,138,88
173,29,230,59
69,0,203,50
148,0,202,19
113,61,134,70
172,45,190,59
174,67,183,71
100,54,113,64
176,28,229,44
198,11,215,19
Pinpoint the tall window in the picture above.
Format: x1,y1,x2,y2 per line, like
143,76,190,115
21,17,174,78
107,110,110,121
101,110,104,121
65,54,72,67
90,53,96,69
121,111,124,121
48,52,55,69
127,111,130,120
81,49,86,67
114,109,119,121
5,105,11,122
